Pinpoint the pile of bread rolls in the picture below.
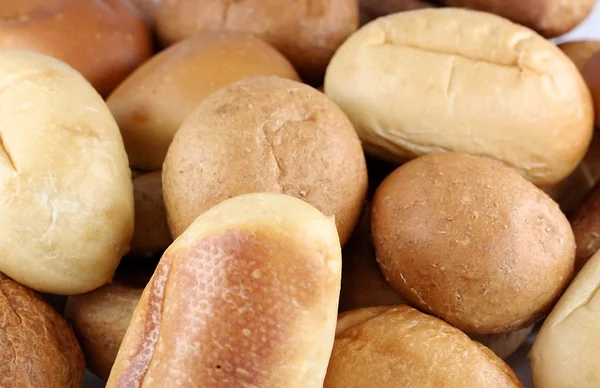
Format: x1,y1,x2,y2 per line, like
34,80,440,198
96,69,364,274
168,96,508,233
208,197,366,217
0,0,599,387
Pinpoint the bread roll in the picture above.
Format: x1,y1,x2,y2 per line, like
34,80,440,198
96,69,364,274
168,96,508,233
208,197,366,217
163,76,368,246
65,263,155,381
529,248,600,387
583,51,600,127
341,202,533,359
0,50,134,295
107,193,341,387
154,0,359,84
130,171,172,258
372,152,575,334
129,0,158,26
324,8,594,187
325,306,524,388
0,273,85,387
360,0,433,24
0,0,153,96
439,0,596,38
559,40,600,71
107,32,300,171
571,181,600,272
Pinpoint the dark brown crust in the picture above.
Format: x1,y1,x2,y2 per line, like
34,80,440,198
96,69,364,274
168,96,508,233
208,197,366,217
359,0,434,25
583,51,600,127
571,182,600,272
0,273,85,387
559,40,600,71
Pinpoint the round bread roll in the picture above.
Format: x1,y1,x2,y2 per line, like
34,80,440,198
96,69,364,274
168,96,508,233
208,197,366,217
570,182,600,273
325,306,524,388
529,248,600,387
0,0,153,96
559,40,600,71
129,0,158,26
0,50,134,295
154,0,359,84
0,273,85,387
439,0,596,38
163,76,368,246
130,171,172,258
107,193,342,387
65,263,154,381
324,8,594,187
360,0,433,24
107,32,300,171
372,152,575,334
583,51,600,127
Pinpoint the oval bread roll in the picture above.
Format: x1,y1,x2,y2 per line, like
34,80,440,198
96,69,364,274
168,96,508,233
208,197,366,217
372,152,575,334
163,76,368,246
583,51,600,127
0,273,85,387
0,50,134,295
325,306,524,388
107,32,300,170
529,249,600,387
439,0,596,38
0,0,153,96
107,193,342,387
154,0,359,83
559,40,600,71
324,8,594,187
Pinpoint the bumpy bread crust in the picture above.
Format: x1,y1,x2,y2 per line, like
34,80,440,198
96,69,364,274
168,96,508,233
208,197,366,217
324,8,594,186
107,193,342,387
325,306,524,388
0,0,153,96
559,40,600,71
163,76,368,246
0,273,85,387
372,152,575,334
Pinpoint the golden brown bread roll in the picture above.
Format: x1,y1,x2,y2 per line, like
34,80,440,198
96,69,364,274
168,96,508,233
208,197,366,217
359,0,434,24
372,152,575,334
65,263,155,381
570,182,600,272
0,273,85,387
324,8,594,187
439,0,596,38
162,76,368,246
559,40,600,71
529,248,600,387
107,193,342,387
107,32,300,171
583,51,600,127
325,306,524,387
130,171,172,258
154,0,359,84
0,0,153,96
0,50,134,295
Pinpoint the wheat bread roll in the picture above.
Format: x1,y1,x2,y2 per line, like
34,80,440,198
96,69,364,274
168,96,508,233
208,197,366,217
583,51,600,127
571,181,600,272
325,306,524,388
107,193,342,387
0,49,134,295
439,0,597,38
154,0,358,84
107,32,300,171
372,152,575,334
0,273,85,387
359,0,433,24
0,0,153,96
529,248,600,387
163,76,368,246
559,40,600,71
325,8,594,187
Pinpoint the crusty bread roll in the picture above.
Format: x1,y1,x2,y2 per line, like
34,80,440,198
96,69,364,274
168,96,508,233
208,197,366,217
65,262,155,381
0,50,134,295
154,0,359,84
325,306,524,387
128,0,158,27
163,76,368,246
107,193,342,387
0,0,153,96
570,182,600,272
440,0,596,38
559,40,600,71
372,152,575,334
130,171,172,258
359,0,433,24
0,273,85,387
324,8,594,187
529,248,600,387
583,51,600,127
107,32,300,171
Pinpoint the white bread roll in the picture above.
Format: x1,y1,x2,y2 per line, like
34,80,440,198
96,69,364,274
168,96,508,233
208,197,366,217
107,193,342,387
0,49,134,295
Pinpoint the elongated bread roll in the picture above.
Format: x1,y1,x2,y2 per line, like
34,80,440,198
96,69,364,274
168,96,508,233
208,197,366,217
107,193,342,387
